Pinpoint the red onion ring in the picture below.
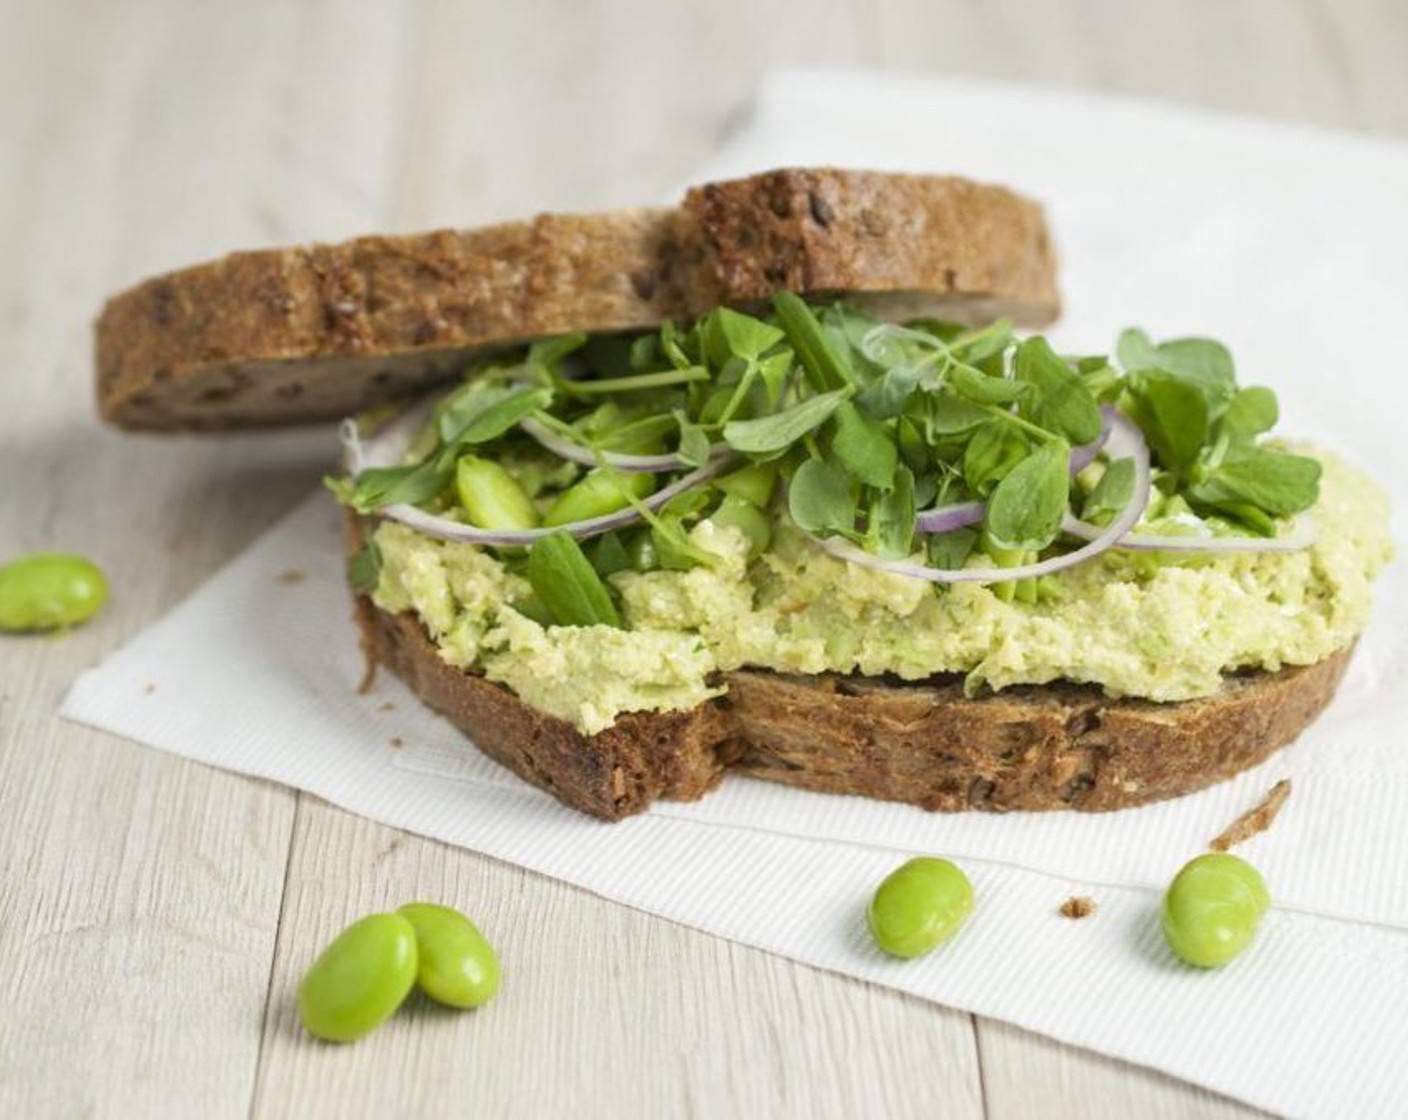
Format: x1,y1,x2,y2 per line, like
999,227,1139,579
805,411,1152,583
340,403,735,545
1060,513,1315,553
517,416,731,474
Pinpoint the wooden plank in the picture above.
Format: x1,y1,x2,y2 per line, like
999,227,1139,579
0,0,410,1116
251,800,984,1120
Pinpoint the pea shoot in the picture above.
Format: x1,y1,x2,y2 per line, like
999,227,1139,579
328,294,1322,629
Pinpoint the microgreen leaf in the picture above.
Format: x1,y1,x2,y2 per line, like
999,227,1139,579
723,387,851,455
949,318,1014,367
528,333,587,369
963,420,1030,495
773,292,855,390
674,410,712,467
927,395,992,438
347,538,384,595
525,530,623,628
984,439,1072,552
867,466,916,558
1081,457,1135,524
1220,386,1279,440
787,459,856,535
347,459,452,513
1118,329,1236,418
1188,445,1321,517
1013,338,1102,444
927,526,979,571
714,307,784,362
832,400,898,489
756,349,795,407
442,387,552,446
1127,370,1210,471
948,363,1029,406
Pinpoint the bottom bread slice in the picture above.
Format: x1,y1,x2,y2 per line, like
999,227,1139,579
354,596,1352,822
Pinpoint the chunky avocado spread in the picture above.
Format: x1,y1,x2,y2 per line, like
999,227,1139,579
334,299,1392,736
370,449,1390,734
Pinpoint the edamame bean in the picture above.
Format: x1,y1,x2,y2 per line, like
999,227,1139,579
708,493,772,555
868,857,974,958
456,456,540,530
398,902,501,1009
0,553,108,633
1161,852,1269,968
542,469,655,527
714,462,777,508
297,913,418,1043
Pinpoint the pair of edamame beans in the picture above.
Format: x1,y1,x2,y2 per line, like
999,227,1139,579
298,903,500,1043
0,553,108,633
868,852,1269,968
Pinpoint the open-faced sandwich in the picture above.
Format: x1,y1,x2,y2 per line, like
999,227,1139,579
96,168,1391,820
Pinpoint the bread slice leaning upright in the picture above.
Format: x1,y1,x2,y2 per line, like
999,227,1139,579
96,167,1388,822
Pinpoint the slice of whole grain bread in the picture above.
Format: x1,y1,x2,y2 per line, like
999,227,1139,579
95,168,1058,430
354,594,1351,823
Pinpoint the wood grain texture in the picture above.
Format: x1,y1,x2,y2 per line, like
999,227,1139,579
2,0,1400,1116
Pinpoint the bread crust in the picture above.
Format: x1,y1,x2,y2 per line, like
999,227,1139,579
353,594,1351,823
95,169,1059,430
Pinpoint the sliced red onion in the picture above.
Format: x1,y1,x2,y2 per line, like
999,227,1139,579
914,500,986,534
517,415,731,473
1061,512,1315,553
806,412,1152,584
340,400,736,545
911,408,1114,535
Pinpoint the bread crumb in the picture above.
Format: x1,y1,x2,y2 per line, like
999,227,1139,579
388,737,404,749
356,659,377,695
143,683,157,695
1059,896,1096,919
1211,779,1292,851
377,701,396,712
276,568,306,585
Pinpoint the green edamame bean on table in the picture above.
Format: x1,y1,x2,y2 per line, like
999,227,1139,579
297,913,418,1043
398,902,501,1009
0,552,108,633
1162,852,1270,968
868,857,974,959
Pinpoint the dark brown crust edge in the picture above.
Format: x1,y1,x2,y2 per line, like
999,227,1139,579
96,168,1059,431
353,594,1352,823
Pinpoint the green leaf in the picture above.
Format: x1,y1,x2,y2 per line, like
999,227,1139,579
984,440,1072,552
714,307,784,361
1127,370,1210,471
772,292,856,390
1013,337,1102,444
927,526,979,571
857,364,930,419
831,400,898,489
787,459,855,534
756,349,795,407
867,466,916,558
347,459,451,513
660,320,695,370
1118,329,1236,418
1081,457,1135,523
587,531,632,578
949,318,1014,366
674,411,712,467
962,420,1030,495
347,539,384,595
525,531,623,628
527,333,587,369
948,363,1029,406
442,387,552,446
1189,445,1321,517
927,394,991,438
723,387,851,454
1220,386,1279,440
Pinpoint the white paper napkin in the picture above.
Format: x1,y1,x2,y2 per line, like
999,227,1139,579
65,72,1408,1118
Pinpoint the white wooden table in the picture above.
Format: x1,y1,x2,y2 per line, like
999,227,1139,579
3,1,1403,1115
